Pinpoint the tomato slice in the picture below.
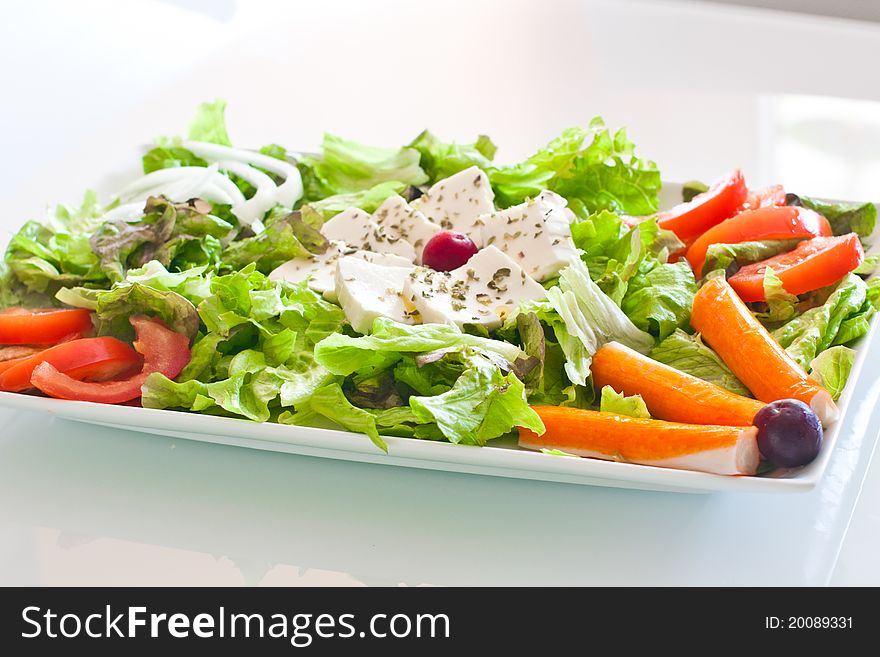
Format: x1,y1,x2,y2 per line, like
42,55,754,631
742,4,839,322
0,308,93,345
658,169,748,243
728,234,864,302
686,206,832,275
30,315,190,404
0,337,142,392
0,345,45,374
743,185,786,211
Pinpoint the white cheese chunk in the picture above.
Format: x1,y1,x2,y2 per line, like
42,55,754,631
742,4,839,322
411,166,494,246
321,207,416,261
403,245,546,330
335,257,418,334
480,190,578,282
372,195,441,264
351,250,414,268
268,242,413,302
268,240,353,298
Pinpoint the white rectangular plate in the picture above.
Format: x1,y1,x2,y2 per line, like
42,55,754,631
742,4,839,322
1,183,877,494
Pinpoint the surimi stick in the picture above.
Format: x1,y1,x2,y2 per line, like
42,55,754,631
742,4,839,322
520,407,759,476
591,341,765,426
690,277,839,426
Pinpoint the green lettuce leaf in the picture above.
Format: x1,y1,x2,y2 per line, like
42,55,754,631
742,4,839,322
300,133,428,198
599,385,650,418
773,274,867,369
570,210,687,328
281,383,388,452
1,190,120,297
142,143,207,175
649,329,751,396
701,239,803,278
313,317,524,377
88,197,231,283
408,351,543,446
490,118,661,216
756,266,799,323
808,346,855,401
408,130,497,181
832,277,880,346
140,265,345,431
187,99,232,146
620,259,697,340
798,196,876,239
299,181,407,224
219,210,325,274
541,257,654,385
93,282,200,339
855,254,880,275
681,180,708,202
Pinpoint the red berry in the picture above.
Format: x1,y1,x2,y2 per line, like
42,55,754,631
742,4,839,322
422,231,479,271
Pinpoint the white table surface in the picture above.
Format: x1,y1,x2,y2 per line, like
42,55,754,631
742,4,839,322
1,0,879,586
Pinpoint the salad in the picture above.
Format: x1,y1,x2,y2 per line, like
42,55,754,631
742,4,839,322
1,100,877,477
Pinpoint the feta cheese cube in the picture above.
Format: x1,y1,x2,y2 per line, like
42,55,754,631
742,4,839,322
335,256,418,334
480,190,578,282
268,240,354,298
268,242,414,302
411,166,494,246
403,245,546,330
372,195,441,263
321,207,416,261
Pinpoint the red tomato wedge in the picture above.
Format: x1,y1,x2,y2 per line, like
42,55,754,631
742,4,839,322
743,185,786,210
0,337,142,392
30,315,190,404
0,308,93,345
0,345,45,375
658,169,748,243
685,206,832,275
728,234,864,303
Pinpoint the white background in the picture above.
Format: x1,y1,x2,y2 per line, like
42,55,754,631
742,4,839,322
1,0,879,585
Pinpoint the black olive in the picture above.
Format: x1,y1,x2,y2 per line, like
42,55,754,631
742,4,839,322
785,192,803,207
401,185,425,202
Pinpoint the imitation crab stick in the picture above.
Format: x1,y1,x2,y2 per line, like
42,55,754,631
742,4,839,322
591,342,765,426
520,407,760,476
690,276,839,426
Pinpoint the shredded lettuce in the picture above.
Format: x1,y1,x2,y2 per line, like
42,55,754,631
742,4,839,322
279,383,389,452
187,99,233,146
219,209,326,274
621,260,697,340
1,191,118,298
489,118,661,216
314,318,524,376
599,385,650,418
408,350,543,446
137,264,344,423
833,277,880,346
408,130,497,182
649,329,751,396
90,197,230,283
681,180,709,202
798,196,876,239
569,210,692,338
701,239,803,278
299,181,407,224
773,274,867,369
299,134,428,200
756,267,799,323
537,258,654,385
809,346,856,401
